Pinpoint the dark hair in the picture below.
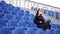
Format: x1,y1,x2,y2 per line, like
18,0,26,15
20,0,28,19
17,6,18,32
36,9,40,16
36,9,42,16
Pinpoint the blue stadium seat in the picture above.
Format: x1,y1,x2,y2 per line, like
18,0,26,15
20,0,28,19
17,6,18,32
27,28,36,34
11,10,18,15
48,10,52,16
51,24,56,30
51,11,54,17
47,19,51,23
37,28,45,34
28,21,37,27
0,14,4,19
46,29,53,34
42,9,47,14
0,19,6,28
31,7,34,10
3,9,10,14
30,14,34,21
25,10,30,17
55,12,59,20
19,9,24,16
5,14,13,20
14,28,25,34
18,20,28,27
8,20,18,28
14,15,22,21
55,30,60,34
1,28,12,34
0,28,2,34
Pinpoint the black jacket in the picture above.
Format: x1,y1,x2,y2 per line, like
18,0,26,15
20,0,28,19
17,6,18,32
34,15,44,24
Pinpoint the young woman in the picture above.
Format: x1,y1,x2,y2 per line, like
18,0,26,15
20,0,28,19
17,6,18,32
34,9,51,31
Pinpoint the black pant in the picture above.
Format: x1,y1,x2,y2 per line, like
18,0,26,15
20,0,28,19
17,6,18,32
36,23,51,31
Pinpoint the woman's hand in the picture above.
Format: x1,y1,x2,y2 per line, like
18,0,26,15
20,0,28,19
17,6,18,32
40,21,42,23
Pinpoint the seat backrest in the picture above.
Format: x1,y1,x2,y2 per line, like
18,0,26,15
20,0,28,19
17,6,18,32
1,28,12,34
46,29,53,34
14,28,25,34
0,19,6,28
27,28,36,34
37,28,45,34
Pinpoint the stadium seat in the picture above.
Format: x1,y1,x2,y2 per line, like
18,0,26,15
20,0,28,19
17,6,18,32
42,9,47,14
25,10,30,17
37,28,45,34
3,9,10,14
18,20,28,27
5,14,13,20
19,9,24,16
46,29,53,34
14,28,25,34
51,11,55,17
0,14,4,19
28,21,37,27
0,19,6,28
1,28,12,34
27,28,36,34
55,12,59,19
48,10,52,16
55,30,60,34
8,20,18,28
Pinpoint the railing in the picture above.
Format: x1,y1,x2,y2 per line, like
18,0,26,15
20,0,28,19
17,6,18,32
3,0,60,11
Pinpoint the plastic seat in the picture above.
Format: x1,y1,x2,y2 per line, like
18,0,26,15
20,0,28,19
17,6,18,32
42,9,47,14
55,12,59,20
27,28,36,34
47,19,51,23
0,14,4,19
3,9,10,14
18,20,28,27
14,28,25,34
14,15,22,21
5,14,13,20
55,30,60,34
25,10,30,17
19,10,24,16
1,28,12,34
28,21,37,27
46,29,53,34
8,20,18,28
48,10,52,16
51,11,54,17
0,19,6,28
37,28,45,34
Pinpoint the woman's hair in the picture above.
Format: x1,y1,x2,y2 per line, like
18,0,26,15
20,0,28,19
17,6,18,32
36,9,42,16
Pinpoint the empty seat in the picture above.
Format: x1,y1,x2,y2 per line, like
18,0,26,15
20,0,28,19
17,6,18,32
42,9,47,14
25,10,30,17
0,14,4,19
55,12,59,19
3,9,10,14
46,29,53,34
51,11,54,17
5,14,13,20
1,28,12,34
48,10,52,16
55,30,60,34
18,20,28,27
8,20,18,28
28,21,37,27
27,28,36,34
0,19,6,28
37,28,45,34
14,28,25,34
19,10,24,16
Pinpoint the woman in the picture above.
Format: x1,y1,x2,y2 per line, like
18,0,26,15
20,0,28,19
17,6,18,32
34,9,51,31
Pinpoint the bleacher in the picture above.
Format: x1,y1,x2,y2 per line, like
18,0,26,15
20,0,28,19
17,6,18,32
0,1,60,34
